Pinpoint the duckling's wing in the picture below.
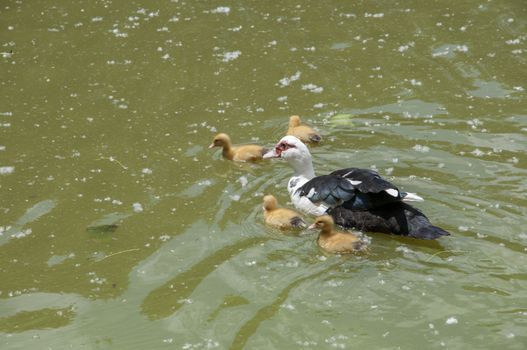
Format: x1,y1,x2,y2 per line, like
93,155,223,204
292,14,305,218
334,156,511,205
290,216,307,228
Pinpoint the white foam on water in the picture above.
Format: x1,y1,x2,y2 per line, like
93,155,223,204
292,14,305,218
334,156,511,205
211,6,230,14
0,166,14,175
279,71,301,87
221,50,241,62
132,202,143,213
445,316,458,325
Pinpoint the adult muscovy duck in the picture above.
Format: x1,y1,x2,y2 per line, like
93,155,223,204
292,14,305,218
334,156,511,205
263,136,450,239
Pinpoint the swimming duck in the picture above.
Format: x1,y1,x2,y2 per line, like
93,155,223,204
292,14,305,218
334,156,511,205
263,136,450,239
309,215,367,253
263,195,306,229
287,115,322,143
209,133,267,162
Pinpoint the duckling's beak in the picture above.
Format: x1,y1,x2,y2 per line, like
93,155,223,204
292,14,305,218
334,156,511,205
263,148,280,159
208,143,215,149
308,223,317,229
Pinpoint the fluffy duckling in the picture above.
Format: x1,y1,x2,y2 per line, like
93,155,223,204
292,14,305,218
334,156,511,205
309,215,367,254
287,115,322,143
209,133,267,162
263,195,306,230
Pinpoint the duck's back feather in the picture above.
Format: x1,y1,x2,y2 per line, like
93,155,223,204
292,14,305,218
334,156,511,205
296,167,402,210
329,203,450,239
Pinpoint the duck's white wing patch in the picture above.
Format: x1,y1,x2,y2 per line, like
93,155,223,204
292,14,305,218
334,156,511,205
306,187,317,198
402,192,424,202
346,179,362,186
384,188,399,197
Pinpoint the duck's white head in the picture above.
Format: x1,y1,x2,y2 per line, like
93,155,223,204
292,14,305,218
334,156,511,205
264,136,315,178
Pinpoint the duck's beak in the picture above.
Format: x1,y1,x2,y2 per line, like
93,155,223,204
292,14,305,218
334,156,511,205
208,143,215,149
263,148,280,159
308,223,317,229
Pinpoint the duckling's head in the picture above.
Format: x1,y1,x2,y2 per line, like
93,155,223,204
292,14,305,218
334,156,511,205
262,195,278,211
308,215,334,232
209,133,231,149
289,115,301,127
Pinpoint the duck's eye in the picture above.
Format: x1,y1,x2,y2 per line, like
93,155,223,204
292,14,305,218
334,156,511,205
279,143,295,150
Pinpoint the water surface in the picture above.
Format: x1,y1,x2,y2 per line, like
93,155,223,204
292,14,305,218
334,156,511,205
1,1,526,349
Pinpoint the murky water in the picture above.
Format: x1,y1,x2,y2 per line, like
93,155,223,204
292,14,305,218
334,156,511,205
1,1,526,349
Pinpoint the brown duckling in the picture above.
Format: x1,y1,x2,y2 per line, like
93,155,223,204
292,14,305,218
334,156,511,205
287,115,322,143
309,215,367,254
209,133,267,162
263,195,306,230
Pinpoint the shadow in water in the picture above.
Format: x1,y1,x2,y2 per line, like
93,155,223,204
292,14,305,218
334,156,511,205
140,235,269,320
229,263,340,350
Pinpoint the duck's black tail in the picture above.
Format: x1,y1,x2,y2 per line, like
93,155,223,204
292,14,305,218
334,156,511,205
329,203,450,240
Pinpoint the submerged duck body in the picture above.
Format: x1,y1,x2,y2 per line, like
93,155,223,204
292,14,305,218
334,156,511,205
264,136,450,239
287,115,322,143
263,195,306,229
209,133,267,162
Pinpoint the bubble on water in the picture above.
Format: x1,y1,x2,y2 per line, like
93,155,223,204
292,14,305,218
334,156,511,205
325,334,349,348
445,316,458,325
471,149,485,157
325,280,343,287
91,17,103,22
395,245,414,254
142,168,153,174
230,194,240,201
413,144,430,153
281,303,295,310
132,202,143,213
302,83,324,93
0,146,5,151
211,6,230,14
506,38,521,45
159,234,170,242
221,50,241,62
0,166,14,175
279,71,301,87
296,340,318,347
238,176,248,187
11,228,32,239
364,12,384,18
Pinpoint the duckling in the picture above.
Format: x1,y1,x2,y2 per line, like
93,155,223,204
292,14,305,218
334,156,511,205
309,215,367,254
209,133,267,162
287,115,322,143
263,195,306,230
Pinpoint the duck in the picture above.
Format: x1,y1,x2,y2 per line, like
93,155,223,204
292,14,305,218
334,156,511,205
263,194,306,229
287,115,322,143
263,135,450,239
309,215,367,253
208,133,267,162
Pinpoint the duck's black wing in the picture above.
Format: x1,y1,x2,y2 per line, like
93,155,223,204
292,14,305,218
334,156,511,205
296,168,403,210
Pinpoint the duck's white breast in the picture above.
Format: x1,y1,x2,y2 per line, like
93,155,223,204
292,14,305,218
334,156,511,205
288,176,328,216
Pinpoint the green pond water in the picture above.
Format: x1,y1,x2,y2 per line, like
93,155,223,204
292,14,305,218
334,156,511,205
1,0,527,349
